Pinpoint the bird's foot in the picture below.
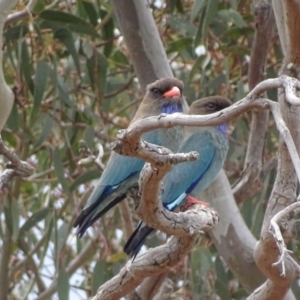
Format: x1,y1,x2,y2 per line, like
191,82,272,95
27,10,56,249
182,195,210,210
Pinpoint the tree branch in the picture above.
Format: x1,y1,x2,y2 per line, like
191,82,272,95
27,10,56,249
112,77,299,145
5,0,37,25
119,199,134,240
0,227,12,300
91,76,300,299
248,0,300,297
233,0,275,203
109,0,173,92
91,233,199,300
0,136,34,193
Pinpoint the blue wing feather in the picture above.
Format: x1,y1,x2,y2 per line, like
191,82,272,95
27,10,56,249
124,129,228,257
162,131,216,210
74,129,164,234
83,130,160,208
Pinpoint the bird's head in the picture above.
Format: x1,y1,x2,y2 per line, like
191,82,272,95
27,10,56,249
143,78,184,115
189,96,231,115
189,96,231,134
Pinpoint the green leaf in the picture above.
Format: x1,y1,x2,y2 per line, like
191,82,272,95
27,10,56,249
167,15,197,37
32,0,46,14
215,256,228,283
34,114,54,149
57,269,69,300
82,0,98,26
53,147,69,192
102,11,114,57
190,247,202,294
82,40,94,59
87,52,107,100
4,25,28,41
194,0,218,45
84,125,95,149
19,208,51,235
21,41,34,94
37,213,54,264
236,80,245,100
57,76,74,108
111,50,129,65
215,278,231,300
6,104,19,132
70,169,101,191
107,251,126,263
241,196,252,228
31,60,49,123
188,55,206,81
168,37,194,54
92,261,108,294
190,0,206,21
176,0,184,13
55,222,69,255
54,28,81,76
39,10,99,38
194,9,205,47
207,74,226,89
218,9,245,28
198,247,212,277
204,0,219,29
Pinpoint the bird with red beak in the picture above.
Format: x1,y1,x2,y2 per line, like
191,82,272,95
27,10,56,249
74,78,185,237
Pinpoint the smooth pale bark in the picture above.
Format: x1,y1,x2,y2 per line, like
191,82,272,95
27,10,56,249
110,0,173,92
203,171,265,291
0,0,18,132
247,1,300,298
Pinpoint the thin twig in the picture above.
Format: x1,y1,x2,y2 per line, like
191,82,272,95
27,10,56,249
269,201,300,276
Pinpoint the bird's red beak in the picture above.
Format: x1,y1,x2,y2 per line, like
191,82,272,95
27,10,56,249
163,86,181,98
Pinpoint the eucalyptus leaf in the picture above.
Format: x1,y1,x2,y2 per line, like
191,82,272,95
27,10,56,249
57,269,70,300
53,147,69,192
39,10,99,38
31,60,49,123
19,208,51,235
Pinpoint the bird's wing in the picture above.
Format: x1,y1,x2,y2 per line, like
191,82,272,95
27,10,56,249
123,130,221,258
123,221,154,259
84,129,160,208
161,130,216,210
74,130,160,234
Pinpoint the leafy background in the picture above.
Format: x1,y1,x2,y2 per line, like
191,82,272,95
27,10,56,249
1,0,293,299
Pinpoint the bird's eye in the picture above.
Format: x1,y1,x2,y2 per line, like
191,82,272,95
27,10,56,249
206,102,217,110
152,88,161,96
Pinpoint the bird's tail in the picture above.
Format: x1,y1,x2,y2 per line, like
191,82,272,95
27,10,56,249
74,194,127,237
124,222,154,259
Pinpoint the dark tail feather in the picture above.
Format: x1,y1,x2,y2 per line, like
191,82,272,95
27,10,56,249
75,194,127,237
124,222,155,259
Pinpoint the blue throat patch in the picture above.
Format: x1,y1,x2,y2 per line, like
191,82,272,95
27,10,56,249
218,123,227,134
161,102,183,114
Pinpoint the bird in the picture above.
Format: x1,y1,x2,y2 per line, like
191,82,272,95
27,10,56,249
74,78,186,237
123,96,231,258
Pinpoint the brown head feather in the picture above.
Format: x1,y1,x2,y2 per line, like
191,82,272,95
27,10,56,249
189,96,231,115
131,78,184,124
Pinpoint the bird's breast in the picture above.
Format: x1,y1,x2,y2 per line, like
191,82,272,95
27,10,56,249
211,129,229,158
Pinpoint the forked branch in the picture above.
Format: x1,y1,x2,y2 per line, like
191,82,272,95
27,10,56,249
90,76,300,300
